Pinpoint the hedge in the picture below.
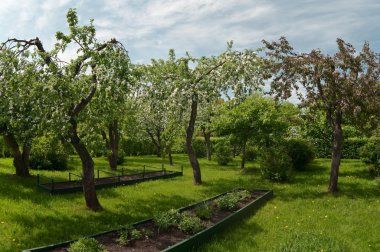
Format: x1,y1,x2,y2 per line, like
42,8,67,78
312,137,368,159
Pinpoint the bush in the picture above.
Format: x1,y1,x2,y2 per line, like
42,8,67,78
29,136,69,171
236,189,251,200
68,237,107,252
286,138,315,171
117,226,142,246
195,203,213,220
178,213,204,234
260,146,293,182
375,162,380,177
245,145,257,161
359,141,379,164
215,193,240,211
214,138,233,165
313,137,368,159
117,149,125,165
153,209,181,231
192,137,206,158
121,137,157,156
0,137,11,158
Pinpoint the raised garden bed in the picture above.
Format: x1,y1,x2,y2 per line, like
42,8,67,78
37,166,183,194
23,188,273,252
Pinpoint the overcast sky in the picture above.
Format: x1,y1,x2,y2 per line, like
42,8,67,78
0,0,379,63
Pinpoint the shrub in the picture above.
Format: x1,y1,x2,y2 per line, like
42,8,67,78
313,137,368,159
153,209,182,231
260,146,293,182
214,138,233,165
121,137,157,156
117,149,125,165
68,237,107,252
178,213,204,234
236,189,251,200
359,141,379,164
215,193,240,211
245,145,257,161
195,203,213,220
117,226,142,246
286,138,315,171
0,137,11,158
192,137,206,158
29,136,69,171
141,228,154,239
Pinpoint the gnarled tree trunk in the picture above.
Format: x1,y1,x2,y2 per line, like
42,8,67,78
186,96,202,185
69,119,102,211
328,110,343,193
3,133,30,177
102,120,120,170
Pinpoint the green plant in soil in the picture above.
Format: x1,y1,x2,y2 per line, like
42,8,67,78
141,228,154,239
215,192,241,211
178,213,205,234
195,203,213,220
235,190,250,200
117,226,142,246
68,237,107,252
153,209,182,231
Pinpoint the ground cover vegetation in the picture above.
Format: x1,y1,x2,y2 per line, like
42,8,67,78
0,156,378,251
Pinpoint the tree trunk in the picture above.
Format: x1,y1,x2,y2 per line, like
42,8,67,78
241,141,247,174
202,127,212,161
147,129,162,157
69,119,102,211
167,146,173,165
186,96,202,185
328,111,343,193
3,133,30,177
101,120,120,170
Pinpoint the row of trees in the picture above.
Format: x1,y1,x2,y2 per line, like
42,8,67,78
1,9,379,210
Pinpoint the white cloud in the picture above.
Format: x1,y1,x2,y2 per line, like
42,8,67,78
0,0,378,63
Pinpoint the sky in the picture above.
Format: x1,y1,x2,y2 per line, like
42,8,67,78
0,0,379,63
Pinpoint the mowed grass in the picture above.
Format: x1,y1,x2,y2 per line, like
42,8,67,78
0,155,378,251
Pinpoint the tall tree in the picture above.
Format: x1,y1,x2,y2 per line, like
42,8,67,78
197,99,224,161
263,37,380,193
90,45,134,170
138,60,182,164
0,39,45,177
41,9,125,210
213,94,294,173
159,44,266,184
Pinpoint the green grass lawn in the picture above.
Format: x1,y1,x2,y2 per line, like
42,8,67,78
0,155,379,252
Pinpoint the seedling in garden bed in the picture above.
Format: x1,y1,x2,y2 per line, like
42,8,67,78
195,203,213,220
178,213,205,234
153,209,182,231
215,192,241,211
236,189,251,200
116,226,142,246
68,237,107,252
141,228,154,239
24,189,273,252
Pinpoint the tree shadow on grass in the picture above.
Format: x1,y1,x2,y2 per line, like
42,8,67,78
193,214,266,252
16,194,195,250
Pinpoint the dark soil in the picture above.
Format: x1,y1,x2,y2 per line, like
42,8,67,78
50,190,266,252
